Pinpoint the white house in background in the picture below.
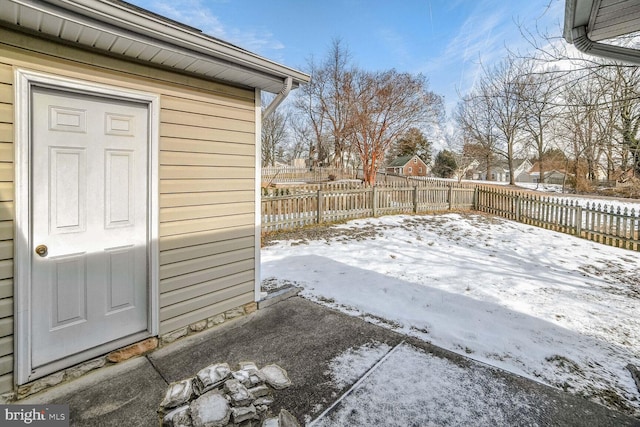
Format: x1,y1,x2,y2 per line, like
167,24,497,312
470,159,533,183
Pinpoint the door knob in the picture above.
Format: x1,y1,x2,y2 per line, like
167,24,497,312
35,245,48,257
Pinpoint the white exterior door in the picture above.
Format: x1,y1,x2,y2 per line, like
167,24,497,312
30,87,149,371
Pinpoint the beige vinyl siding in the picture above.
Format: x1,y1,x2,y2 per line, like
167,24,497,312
158,93,256,333
0,25,259,391
0,61,13,393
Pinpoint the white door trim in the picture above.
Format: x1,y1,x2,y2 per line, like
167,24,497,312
14,69,160,385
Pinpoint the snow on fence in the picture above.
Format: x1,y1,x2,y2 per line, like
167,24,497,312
476,187,640,251
262,183,476,232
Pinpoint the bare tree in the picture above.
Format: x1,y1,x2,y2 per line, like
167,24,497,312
288,112,316,165
556,71,606,188
347,70,442,184
609,65,640,178
456,89,498,181
294,39,355,168
519,60,558,185
482,58,528,185
261,100,288,167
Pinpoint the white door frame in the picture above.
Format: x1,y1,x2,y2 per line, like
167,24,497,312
14,69,160,385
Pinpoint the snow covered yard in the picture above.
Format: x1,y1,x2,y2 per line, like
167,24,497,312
261,213,640,417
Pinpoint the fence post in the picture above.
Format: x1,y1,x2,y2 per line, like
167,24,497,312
575,205,582,237
372,186,378,217
448,184,453,210
515,195,521,222
413,186,418,214
317,189,323,224
473,187,479,210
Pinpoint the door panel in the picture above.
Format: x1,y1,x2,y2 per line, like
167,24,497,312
105,245,136,312
51,253,87,328
49,147,86,233
105,150,135,227
31,87,149,369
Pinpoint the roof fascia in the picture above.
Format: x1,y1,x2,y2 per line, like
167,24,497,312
9,0,310,91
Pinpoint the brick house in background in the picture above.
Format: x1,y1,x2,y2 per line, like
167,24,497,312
386,155,429,177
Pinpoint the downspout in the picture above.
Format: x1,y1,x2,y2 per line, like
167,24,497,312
262,76,293,120
570,26,640,65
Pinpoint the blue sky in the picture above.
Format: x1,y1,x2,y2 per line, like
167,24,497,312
128,0,565,112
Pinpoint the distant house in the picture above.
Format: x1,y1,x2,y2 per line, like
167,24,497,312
470,159,533,183
386,155,429,177
528,162,568,184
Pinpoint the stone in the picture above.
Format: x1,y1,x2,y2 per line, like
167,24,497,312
232,369,251,387
189,320,207,333
238,362,266,387
162,327,189,345
190,390,230,427
239,362,259,371
255,404,268,414
194,363,231,395
253,397,274,406
107,337,158,363
248,385,271,398
160,379,195,411
278,409,300,427
162,405,192,427
207,314,225,328
248,372,266,387
224,307,245,320
262,417,279,427
231,404,257,424
157,359,293,427
17,371,64,398
224,379,254,406
259,365,292,390
65,357,106,380
0,392,15,404
243,302,258,314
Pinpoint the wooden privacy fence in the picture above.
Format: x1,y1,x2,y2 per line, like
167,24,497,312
262,182,640,251
476,188,640,251
262,184,476,232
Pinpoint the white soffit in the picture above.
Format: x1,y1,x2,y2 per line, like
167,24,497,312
0,0,310,93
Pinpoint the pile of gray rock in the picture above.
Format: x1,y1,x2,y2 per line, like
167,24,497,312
159,361,299,427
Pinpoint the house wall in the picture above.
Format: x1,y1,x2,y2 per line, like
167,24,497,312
402,158,428,177
0,27,257,393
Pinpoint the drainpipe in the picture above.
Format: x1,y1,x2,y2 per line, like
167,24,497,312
569,26,640,65
262,76,292,120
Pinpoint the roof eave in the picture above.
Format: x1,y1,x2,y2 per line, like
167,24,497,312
564,0,640,65
1,0,310,93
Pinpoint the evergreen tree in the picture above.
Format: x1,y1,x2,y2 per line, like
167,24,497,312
432,150,457,178
388,127,432,164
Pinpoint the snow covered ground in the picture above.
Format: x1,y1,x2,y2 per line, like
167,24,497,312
261,212,640,418
310,342,559,426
